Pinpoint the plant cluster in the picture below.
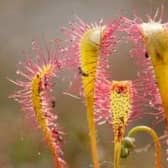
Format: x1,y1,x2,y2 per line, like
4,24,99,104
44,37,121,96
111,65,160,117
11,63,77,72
10,13,168,168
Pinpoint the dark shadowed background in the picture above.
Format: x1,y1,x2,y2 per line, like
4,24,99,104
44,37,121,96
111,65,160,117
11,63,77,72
0,0,168,167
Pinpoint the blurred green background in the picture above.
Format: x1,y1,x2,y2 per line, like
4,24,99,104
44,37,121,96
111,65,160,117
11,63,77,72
0,0,168,167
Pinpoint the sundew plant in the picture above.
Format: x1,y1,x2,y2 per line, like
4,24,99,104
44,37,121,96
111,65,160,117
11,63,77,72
9,12,168,168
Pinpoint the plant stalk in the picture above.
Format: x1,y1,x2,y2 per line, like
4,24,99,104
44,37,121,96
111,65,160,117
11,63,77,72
114,140,122,168
128,126,161,168
86,96,100,168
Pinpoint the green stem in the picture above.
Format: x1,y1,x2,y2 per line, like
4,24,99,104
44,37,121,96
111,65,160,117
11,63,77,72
86,96,100,168
114,140,122,168
128,126,162,168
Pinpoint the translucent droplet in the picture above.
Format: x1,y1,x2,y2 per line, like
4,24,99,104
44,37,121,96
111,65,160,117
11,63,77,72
32,40,39,50
155,116,159,120
149,101,153,106
16,70,20,74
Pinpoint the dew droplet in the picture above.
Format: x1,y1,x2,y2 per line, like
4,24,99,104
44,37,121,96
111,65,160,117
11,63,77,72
149,101,153,106
32,40,40,51
16,70,20,75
